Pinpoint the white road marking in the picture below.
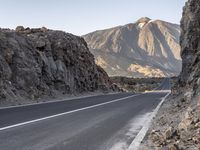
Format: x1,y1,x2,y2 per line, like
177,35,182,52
109,113,152,150
145,90,171,93
0,92,121,110
0,93,142,131
127,91,171,150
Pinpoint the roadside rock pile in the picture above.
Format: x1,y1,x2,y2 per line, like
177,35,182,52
0,27,119,106
140,0,200,149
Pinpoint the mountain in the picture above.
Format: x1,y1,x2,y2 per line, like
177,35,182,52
83,17,181,78
0,27,119,106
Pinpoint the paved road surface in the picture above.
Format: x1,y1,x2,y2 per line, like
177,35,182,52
0,78,171,150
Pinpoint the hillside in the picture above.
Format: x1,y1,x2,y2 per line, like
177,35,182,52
0,27,118,106
83,18,181,78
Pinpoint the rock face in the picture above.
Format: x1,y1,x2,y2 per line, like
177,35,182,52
179,0,200,96
83,18,181,78
140,0,200,149
0,27,118,106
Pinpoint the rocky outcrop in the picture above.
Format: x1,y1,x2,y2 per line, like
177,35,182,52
179,0,200,96
83,18,181,78
141,0,200,149
0,27,118,106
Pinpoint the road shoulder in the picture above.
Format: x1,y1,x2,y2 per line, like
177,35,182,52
128,91,171,150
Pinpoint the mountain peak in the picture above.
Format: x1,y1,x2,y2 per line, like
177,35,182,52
136,17,151,23
136,17,151,29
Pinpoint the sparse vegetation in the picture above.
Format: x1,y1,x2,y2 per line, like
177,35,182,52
111,76,165,92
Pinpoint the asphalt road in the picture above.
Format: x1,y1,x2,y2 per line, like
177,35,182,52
156,78,171,90
0,79,171,150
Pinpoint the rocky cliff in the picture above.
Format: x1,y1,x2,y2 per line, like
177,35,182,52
179,0,200,96
83,18,181,78
0,27,118,106
141,0,200,149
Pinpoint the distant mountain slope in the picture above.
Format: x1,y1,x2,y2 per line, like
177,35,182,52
83,17,181,77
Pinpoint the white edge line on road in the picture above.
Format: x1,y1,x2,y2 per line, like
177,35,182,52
127,91,171,150
0,92,129,110
0,93,142,131
144,90,171,93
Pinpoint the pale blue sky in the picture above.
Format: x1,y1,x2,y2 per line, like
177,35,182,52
0,0,186,35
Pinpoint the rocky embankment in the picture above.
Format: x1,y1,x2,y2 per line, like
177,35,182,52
0,27,119,106
141,0,200,149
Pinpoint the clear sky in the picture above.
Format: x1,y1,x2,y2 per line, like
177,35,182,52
0,0,186,35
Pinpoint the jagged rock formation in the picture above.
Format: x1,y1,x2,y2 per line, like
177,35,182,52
179,0,200,96
83,18,181,78
0,27,118,106
141,0,200,149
